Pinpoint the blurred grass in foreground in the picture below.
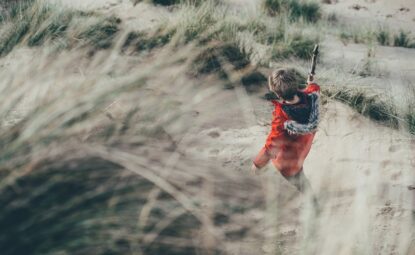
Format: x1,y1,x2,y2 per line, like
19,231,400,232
0,0,414,254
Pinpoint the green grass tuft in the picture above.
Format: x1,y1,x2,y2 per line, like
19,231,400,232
339,26,415,49
27,9,75,47
271,34,317,60
0,0,35,22
406,112,415,135
322,86,399,128
0,1,121,56
262,0,321,23
0,19,30,56
131,0,203,6
190,42,250,78
158,1,322,67
77,16,121,49
122,29,175,53
376,28,390,46
241,71,267,93
393,30,412,48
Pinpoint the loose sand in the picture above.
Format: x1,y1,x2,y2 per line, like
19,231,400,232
5,0,415,254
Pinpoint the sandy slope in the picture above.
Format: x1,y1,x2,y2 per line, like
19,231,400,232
5,0,414,254
323,0,415,33
54,0,415,253
319,0,415,117
2,44,413,254
178,84,415,254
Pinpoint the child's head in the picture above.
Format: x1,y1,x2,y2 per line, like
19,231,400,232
268,68,302,100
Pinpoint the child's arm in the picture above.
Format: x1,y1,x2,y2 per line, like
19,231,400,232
251,110,286,172
284,94,319,135
284,81,321,135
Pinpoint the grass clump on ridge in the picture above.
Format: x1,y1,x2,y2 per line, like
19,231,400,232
122,30,175,53
393,30,415,48
270,33,317,59
406,111,415,135
376,28,390,46
131,0,203,6
170,2,319,62
339,26,415,49
322,86,399,128
74,16,121,50
190,42,250,78
0,0,35,23
403,85,415,135
323,85,415,135
262,0,321,23
0,1,121,56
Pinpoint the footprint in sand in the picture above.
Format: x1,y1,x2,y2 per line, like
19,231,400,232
399,7,410,12
207,130,220,138
209,149,220,156
388,144,400,152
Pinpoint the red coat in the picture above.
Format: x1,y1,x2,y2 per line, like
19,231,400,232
253,83,320,177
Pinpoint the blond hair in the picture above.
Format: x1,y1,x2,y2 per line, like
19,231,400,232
268,68,302,100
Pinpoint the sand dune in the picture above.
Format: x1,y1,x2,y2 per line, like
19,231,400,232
1,0,414,254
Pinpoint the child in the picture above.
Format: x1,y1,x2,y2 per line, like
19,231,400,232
251,68,320,196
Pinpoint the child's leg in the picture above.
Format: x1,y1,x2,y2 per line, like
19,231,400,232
284,169,321,213
283,169,312,193
253,147,272,169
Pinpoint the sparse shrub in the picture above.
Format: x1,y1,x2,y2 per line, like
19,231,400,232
339,27,415,49
27,10,76,47
190,43,250,78
152,0,179,5
0,0,35,22
241,71,267,93
77,16,121,49
404,86,415,135
0,18,30,56
192,48,222,75
393,30,411,47
288,0,321,23
258,25,285,45
376,28,390,46
357,60,373,77
326,12,338,24
287,35,317,59
0,2,121,56
271,34,317,60
0,1,45,55
406,112,415,135
165,1,320,66
262,0,321,23
131,0,202,6
323,86,399,127
352,47,383,78
220,44,250,69
339,27,375,45
164,2,221,45
122,30,174,53
263,0,282,16
339,31,352,44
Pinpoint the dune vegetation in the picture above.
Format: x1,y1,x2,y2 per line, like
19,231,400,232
0,0,414,254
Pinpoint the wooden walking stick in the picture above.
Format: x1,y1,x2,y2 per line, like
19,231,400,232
308,44,319,82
